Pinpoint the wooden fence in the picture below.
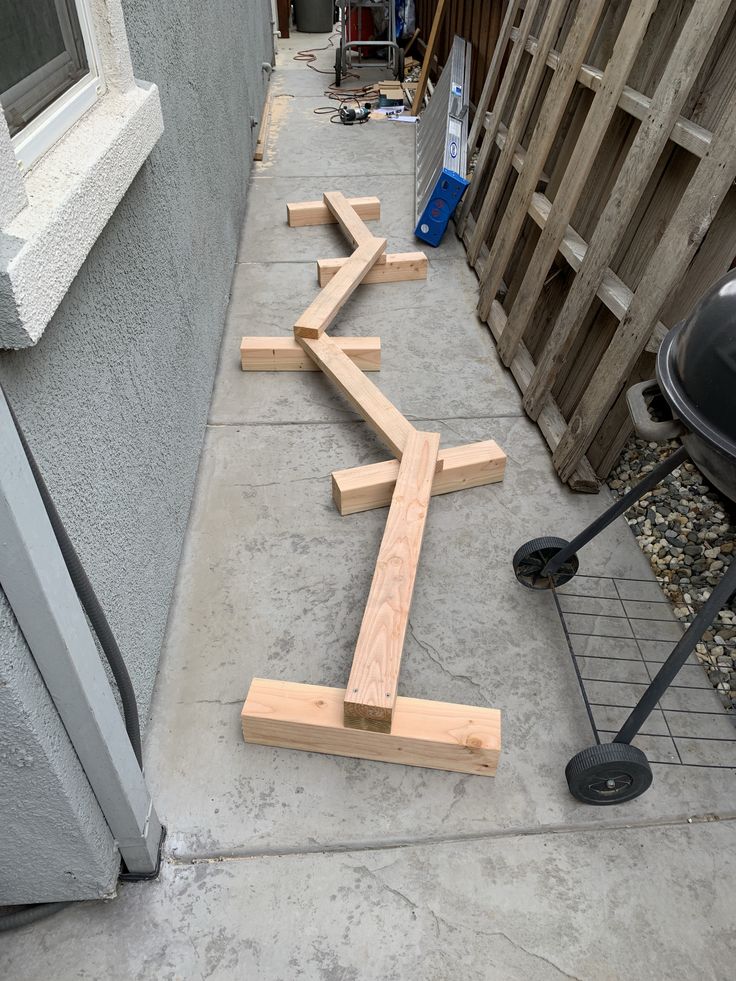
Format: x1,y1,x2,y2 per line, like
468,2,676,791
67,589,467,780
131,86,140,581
453,0,736,491
414,0,505,109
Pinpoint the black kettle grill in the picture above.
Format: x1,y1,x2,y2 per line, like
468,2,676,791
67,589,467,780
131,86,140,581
513,270,736,805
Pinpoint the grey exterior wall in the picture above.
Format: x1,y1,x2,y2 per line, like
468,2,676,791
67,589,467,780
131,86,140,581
0,0,272,902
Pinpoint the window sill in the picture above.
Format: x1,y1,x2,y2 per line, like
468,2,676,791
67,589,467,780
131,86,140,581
0,80,163,349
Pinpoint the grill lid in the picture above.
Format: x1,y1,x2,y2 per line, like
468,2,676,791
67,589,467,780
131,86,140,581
657,269,736,458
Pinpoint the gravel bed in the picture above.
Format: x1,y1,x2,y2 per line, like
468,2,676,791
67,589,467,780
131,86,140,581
609,437,736,715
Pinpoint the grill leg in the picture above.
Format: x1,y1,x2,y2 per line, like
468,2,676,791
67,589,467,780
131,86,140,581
543,445,689,576
614,556,736,744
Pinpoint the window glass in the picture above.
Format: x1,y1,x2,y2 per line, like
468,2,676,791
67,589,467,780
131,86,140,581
0,0,89,136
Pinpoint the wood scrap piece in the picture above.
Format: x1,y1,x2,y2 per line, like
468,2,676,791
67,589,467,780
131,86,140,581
242,678,501,776
332,440,506,515
294,236,387,339
287,197,380,227
404,29,420,58
343,430,440,732
241,336,381,372
323,191,374,248
317,252,427,286
253,90,272,161
411,0,447,116
296,333,417,459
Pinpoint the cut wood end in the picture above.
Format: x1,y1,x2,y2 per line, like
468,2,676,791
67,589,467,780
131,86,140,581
294,323,321,339
343,702,393,733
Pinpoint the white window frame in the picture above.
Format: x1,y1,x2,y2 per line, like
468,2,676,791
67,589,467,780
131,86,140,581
0,0,164,349
9,0,106,173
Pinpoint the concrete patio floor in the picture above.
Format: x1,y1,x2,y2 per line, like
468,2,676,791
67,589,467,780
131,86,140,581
3,32,735,981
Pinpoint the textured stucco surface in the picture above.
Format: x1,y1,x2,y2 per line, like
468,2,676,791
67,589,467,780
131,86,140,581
0,116,26,226
0,598,118,903
0,0,272,900
0,82,164,347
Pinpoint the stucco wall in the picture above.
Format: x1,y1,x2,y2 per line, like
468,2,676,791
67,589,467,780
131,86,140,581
0,0,272,901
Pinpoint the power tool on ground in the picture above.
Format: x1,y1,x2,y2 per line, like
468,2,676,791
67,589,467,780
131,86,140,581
339,103,371,125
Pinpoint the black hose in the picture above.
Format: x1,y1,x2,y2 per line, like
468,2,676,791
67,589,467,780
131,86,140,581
0,903,72,932
2,388,143,768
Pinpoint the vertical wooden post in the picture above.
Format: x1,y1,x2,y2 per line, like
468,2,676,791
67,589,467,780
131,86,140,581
412,0,449,116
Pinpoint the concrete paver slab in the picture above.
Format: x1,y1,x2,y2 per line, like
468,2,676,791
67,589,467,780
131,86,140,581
254,95,415,178
2,821,735,981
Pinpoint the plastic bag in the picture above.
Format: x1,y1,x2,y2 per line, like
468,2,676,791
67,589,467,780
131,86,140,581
396,0,416,39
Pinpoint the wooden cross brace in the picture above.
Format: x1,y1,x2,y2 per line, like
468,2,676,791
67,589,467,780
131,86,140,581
241,193,502,776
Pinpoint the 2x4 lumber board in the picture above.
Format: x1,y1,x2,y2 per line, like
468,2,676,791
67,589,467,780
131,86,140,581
495,0,659,366
343,430,440,732
317,252,427,287
287,197,380,227
294,237,387,339
323,191,374,248
466,0,569,266
511,28,715,159
241,336,380,372
296,333,417,460
466,0,523,153
411,0,448,116
457,0,543,236
553,85,736,483
242,679,501,776
332,440,506,515
520,0,731,424
476,0,607,322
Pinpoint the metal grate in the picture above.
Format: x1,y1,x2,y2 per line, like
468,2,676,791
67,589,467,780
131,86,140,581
554,575,736,768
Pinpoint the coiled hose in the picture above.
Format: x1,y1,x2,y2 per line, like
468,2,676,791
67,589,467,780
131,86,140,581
0,385,143,930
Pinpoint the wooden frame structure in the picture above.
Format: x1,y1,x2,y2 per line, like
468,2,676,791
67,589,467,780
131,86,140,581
457,0,736,490
240,192,504,775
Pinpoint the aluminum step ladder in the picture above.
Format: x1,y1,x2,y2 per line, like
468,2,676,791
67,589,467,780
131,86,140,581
415,35,471,247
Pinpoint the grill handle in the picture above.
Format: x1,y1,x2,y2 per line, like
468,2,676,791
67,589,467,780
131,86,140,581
626,380,685,442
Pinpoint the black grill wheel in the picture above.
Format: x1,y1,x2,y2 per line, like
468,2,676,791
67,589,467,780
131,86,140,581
565,743,653,805
512,536,579,590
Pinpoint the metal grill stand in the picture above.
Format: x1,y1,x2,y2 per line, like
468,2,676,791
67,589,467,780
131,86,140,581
512,442,735,804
